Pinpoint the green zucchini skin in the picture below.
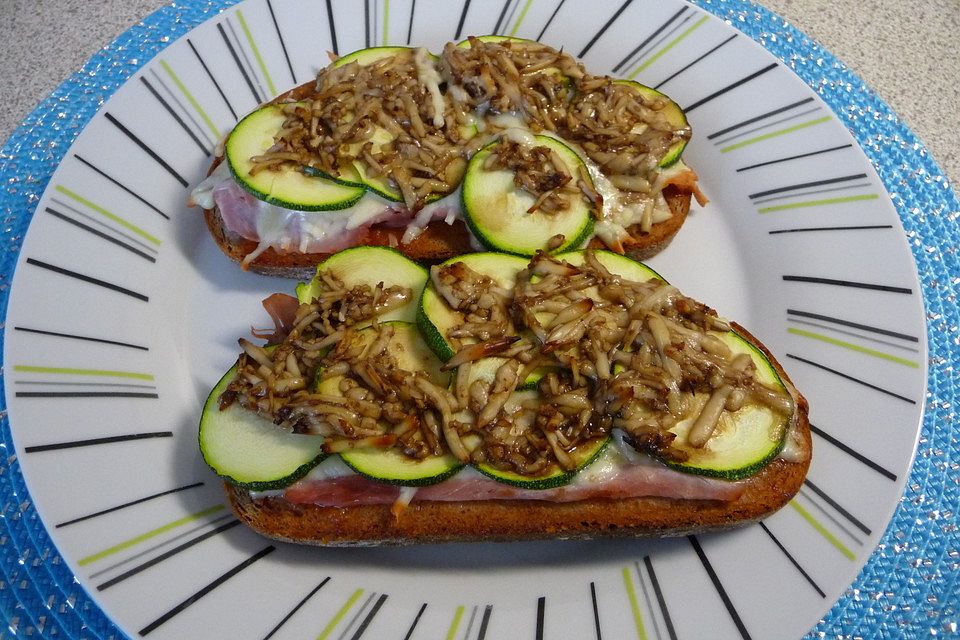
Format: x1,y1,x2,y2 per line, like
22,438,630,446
461,136,596,256
612,79,689,168
315,322,464,485
296,245,429,324
225,104,365,211
417,252,530,361
474,433,611,490
199,361,327,491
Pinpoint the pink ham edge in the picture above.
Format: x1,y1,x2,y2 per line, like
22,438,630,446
211,177,457,256
282,463,745,507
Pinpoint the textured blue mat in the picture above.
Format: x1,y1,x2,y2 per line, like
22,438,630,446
0,1,956,637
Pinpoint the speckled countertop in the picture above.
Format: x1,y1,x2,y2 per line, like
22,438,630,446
1,0,958,187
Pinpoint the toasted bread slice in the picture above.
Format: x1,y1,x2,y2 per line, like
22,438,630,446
198,76,696,278
224,324,809,546
202,184,692,279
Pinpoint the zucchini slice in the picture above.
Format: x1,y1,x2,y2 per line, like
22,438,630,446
473,392,611,490
417,252,530,361
612,80,689,168
296,246,429,324
225,105,365,211
661,331,791,480
461,135,595,255
199,362,327,491
555,249,790,480
332,45,413,68
316,322,463,485
553,249,665,282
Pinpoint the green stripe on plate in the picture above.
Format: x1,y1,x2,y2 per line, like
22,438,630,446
788,327,920,368
159,59,221,139
382,0,391,45
622,566,649,640
629,14,709,78
758,193,879,213
445,605,465,640
790,499,856,561
13,365,154,381
78,504,225,566
316,589,364,640
720,115,832,153
55,185,161,246
509,0,535,37
236,9,277,97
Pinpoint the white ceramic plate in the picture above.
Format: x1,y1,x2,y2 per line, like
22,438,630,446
3,1,926,638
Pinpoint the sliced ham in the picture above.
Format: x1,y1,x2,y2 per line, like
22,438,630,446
282,463,745,507
207,174,460,259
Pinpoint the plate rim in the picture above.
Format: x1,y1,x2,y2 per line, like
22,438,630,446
0,0,954,638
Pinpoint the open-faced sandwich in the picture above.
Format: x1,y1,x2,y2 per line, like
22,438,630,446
199,246,810,545
188,36,706,278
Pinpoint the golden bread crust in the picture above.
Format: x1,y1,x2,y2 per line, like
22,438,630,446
224,323,810,546
199,80,696,277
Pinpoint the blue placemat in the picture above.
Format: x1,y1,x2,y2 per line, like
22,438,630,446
0,1,957,637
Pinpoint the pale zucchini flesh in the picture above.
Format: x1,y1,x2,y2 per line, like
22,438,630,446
199,363,327,491
296,246,429,324
461,136,596,256
316,322,462,485
225,105,364,211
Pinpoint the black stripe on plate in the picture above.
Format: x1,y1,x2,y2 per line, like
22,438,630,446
104,113,188,187
535,596,546,640
13,326,149,351
769,224,893,235
217,21,262,104
757,522,825,598
782,275,912,295
654,33,737,90
56,481,204,528
736,143,853,172
577,0,634,58
804,479,871,535
324,0,339,54
749,173,868,200
590,582,601,640
351,593,388,640
751,181,871,206
707,97,815,140
262,578,331,640
24,431,173,453
97,519,241,591
684,63,778,113
688,536,752,640
16,391,158,399
266,0,296,84
402,603,428,640
363,0,371,48
809,423,898,480
787,309,919,342
477,604,493,640
45,207,156,262
786,353,916,404
455,0,472,40
139,76,210,156
73,154,170,220
501,0,523,36
536,0,566,40
643,556,677,640
492,0,513,35
406,0,417,43
187,38,238,121
26,257,149,301
139,545,276,636
611,6,686,73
